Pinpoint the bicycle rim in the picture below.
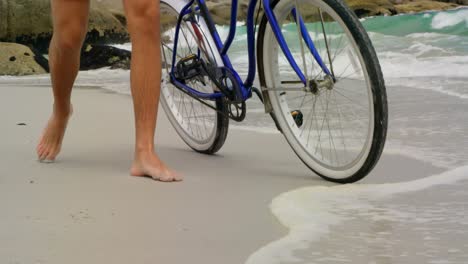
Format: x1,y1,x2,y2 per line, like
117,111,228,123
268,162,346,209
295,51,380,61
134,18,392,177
260,0,386,181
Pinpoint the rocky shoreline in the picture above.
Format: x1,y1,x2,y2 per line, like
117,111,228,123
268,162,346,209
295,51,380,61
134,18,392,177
0,0,130,75
0,0,466,75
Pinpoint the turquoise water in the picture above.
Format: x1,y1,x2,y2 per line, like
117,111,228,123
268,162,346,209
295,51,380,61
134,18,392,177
362,8,468,37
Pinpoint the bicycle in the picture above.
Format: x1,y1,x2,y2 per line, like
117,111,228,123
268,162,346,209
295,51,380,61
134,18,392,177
159,0,388,183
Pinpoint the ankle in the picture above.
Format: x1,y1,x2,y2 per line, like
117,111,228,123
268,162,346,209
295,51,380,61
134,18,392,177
134,146,155,158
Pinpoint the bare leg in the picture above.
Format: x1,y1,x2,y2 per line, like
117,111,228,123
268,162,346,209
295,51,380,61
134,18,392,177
37,0,90,161
124,0,181,182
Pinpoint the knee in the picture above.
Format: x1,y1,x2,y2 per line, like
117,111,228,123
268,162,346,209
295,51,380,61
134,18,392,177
52,23,87,53
124,0,160,31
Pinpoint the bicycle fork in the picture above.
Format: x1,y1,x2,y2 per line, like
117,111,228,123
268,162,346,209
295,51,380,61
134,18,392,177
262,0,333,84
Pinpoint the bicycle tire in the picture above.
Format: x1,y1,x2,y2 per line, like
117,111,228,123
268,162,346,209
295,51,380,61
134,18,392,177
257,0,388,183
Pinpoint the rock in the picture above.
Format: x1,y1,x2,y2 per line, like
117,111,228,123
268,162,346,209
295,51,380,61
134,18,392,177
0,0,129,53
395,0,458,13
344,0,461,17
345,0,398,17
80,44,131,70
205,1,250,24
0,42,47,75
86,2,129,46
110,10,127,26
0,42,131,75
94,0,123,12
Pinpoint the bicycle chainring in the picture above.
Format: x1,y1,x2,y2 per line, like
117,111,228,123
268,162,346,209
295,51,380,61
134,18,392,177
228,101,247,122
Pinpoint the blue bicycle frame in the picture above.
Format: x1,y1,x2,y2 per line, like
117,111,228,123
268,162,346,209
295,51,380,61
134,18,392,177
169,0,332,101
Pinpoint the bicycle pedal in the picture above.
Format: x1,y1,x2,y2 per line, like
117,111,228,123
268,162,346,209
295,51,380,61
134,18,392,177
174,54,204,81
291,110,304,127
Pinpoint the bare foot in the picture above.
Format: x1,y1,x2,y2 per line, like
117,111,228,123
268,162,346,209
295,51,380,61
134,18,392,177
36,106,72,162
130,151,182,182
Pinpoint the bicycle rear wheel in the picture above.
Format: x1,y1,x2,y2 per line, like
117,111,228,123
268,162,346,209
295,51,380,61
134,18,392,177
257,0,387,183
160,0,229,154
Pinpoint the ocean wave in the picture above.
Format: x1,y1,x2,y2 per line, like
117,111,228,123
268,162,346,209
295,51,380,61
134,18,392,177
431,9,468,30
379,54,468,79
404,42,452,57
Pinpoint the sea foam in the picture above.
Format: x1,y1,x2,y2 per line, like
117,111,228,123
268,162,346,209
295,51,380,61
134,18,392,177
245,166,468,264
431,9,468,29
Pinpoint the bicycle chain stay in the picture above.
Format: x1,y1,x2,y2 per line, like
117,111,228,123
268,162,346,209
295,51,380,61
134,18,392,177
168,74,247,122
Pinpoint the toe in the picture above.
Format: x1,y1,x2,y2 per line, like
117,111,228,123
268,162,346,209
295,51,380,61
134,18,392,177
37,146,46,160
40,150,50,161
45,148,57,161
157,175,174,182
36,143,43,153
157,171,177,182
36,145,44,158
171,171,183,182
38,141,49,159
148,168,166,182
164,168,182,182
164,166,182,181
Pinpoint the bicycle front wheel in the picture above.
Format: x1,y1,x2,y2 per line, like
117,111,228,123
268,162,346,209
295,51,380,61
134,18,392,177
160,0,229,154
257,0,388,183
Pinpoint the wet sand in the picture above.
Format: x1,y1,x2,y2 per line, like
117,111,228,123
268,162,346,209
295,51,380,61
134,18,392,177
0,82,442,264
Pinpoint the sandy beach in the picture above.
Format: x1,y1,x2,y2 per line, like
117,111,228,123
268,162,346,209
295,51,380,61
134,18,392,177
0,79,448,264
